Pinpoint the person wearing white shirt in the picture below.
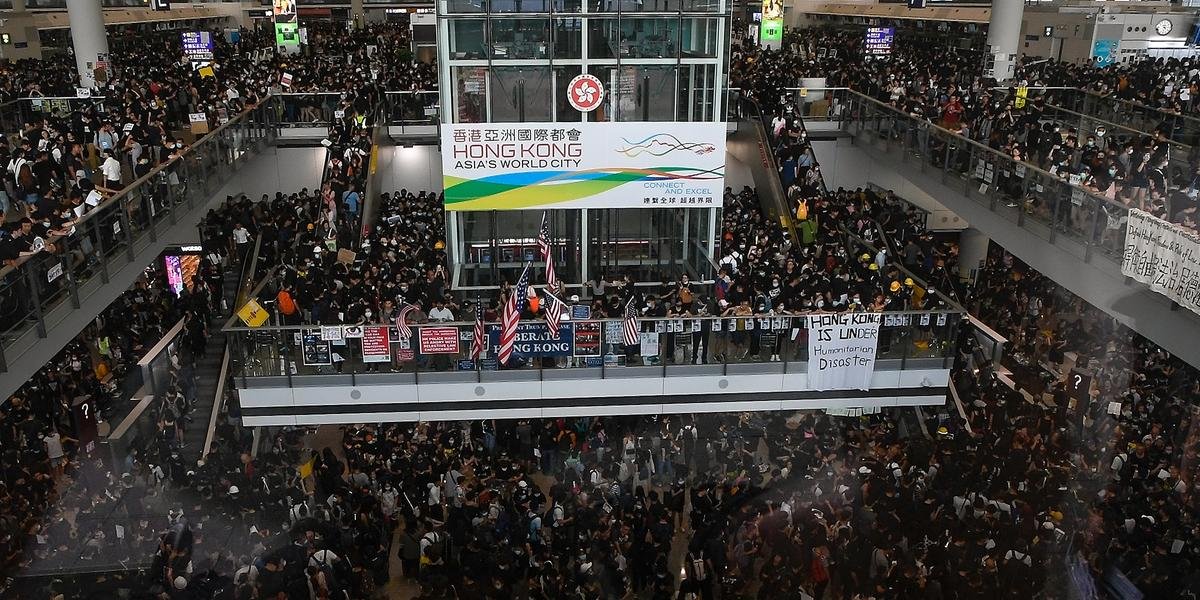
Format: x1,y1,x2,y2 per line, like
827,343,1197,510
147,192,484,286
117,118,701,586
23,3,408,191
101,151,122,189
428,299,454,322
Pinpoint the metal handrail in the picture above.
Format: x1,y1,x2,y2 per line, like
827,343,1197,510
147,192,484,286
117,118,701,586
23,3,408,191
840,88,1141,222
221,308,966,333
0,98,266,280
993,85,1200,128
201,348,231,461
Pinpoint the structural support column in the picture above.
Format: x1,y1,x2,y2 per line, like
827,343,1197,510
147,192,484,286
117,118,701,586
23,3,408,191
351,0,365,28
958,227,991,285
985,0,1024,82
66,0,109,88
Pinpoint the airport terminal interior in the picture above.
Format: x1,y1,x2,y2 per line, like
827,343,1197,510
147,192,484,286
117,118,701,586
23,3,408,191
0,0,1200,598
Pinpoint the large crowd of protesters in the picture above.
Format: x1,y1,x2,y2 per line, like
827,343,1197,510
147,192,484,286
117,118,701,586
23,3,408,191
0,20,436,268
1,15,1199,600
733,27,1200,237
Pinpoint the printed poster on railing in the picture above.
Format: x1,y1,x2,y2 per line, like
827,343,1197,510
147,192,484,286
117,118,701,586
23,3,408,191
441,121,727,211
362,326,391,363
806,313,882,391
1121,209,1200,315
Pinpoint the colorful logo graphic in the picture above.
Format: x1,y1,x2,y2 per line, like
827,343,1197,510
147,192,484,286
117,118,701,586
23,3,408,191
444,167,723,210
616,134,717,157
442,122,726,211
567,74,605,112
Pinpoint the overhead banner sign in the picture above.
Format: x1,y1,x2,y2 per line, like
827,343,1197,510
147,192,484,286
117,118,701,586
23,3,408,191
274,0,300,53
442,121,726,211
864,27,895,56
180,31,213,61
806,313,881,391
1121,209,1200,315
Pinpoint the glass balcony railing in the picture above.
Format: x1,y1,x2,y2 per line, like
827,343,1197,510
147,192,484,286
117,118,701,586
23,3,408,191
1020,86,1200,147
0,99,279,371
223,311,962,385
788,87,1180,270
271,92,346,128
384,90,439,134
0,97,113,141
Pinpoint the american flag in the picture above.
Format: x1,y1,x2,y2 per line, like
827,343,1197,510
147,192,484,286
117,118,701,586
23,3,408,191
543,289,564,339
470,302,486,360
396,303,416,339
538,211,560,293
622,296,640,347
498,263,531,366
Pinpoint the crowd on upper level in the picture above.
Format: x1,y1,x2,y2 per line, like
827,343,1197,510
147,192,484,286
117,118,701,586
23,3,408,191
732,28,1200,238
0,13,1200,600
0,20,436,265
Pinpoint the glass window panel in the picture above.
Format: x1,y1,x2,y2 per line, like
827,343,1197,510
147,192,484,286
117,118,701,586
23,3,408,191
553,17,583,59
449,19,488,59
680,17,718,58
490,18,549,60
555,66,584,122
489,67,552,122
489,0,548,12
552,0,582,12
453,66,488,123
444,0,486,13
588,65,614,122
678,0,720,12
588,18,619,59
677,63,716,121
620,17,678,59
612,65,676,121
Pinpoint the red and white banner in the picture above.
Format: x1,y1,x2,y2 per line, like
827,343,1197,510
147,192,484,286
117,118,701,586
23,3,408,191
419,327,460,354
362,326,391,363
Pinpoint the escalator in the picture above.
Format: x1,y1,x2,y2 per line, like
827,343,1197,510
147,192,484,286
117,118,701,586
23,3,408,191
725,91,797,241
181,236,260,464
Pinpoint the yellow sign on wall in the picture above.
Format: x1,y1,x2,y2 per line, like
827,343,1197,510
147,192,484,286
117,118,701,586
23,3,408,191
237,299,270,327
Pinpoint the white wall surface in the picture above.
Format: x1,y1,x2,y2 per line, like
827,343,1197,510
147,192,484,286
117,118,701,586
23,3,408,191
212,146,326,200
376,144,443,195
238,367,951,425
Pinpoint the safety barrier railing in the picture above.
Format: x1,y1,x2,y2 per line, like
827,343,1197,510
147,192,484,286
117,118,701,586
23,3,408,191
383,90,439,137
0,98,279,371
835,88,1160,268
990,85,1200,146
223,310,963,386
271,92,345,128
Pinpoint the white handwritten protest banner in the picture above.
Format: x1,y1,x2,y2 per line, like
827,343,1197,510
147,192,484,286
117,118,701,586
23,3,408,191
1121,209,1200,315
807,313,882,391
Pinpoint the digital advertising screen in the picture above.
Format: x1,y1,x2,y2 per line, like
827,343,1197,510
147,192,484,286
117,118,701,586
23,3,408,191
760,0,783,44
273,0,297,23
164,254,201,296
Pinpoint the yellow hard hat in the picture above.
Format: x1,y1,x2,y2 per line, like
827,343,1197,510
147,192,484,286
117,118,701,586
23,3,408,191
904,277,914,287
868,263,879,271
859,253,870,261
889,281,901,292
434,240,445,250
